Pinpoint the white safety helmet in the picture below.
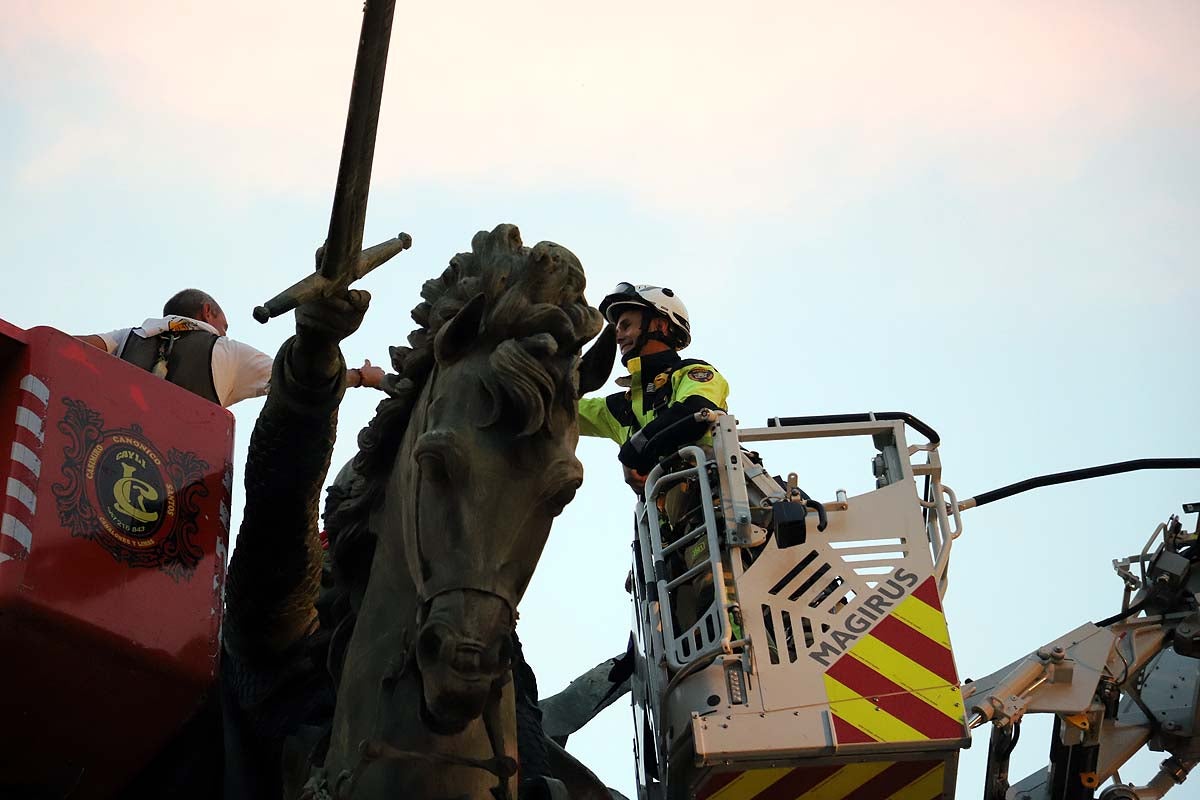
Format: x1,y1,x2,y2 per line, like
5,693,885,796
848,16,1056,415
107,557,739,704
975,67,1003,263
598,282,692,349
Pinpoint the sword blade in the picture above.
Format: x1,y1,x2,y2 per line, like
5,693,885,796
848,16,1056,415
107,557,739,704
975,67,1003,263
321,0,398,283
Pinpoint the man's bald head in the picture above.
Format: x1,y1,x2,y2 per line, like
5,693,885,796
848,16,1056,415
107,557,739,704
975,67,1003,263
163,288,228,336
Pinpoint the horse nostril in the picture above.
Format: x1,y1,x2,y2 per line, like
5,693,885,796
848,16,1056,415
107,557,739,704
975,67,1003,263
478,643,501,672
495,636,513,671
453,645,482,673
418,627,442,662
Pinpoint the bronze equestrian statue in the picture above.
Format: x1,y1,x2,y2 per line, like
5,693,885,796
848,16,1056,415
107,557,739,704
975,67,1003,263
221,224,618,799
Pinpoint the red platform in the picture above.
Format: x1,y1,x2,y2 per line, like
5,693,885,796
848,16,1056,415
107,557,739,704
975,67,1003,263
0,319,234,798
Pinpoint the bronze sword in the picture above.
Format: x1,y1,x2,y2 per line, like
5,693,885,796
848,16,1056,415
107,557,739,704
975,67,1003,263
254,0,409,324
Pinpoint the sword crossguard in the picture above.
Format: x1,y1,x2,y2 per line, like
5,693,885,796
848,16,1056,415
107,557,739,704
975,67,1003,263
253,232,412,324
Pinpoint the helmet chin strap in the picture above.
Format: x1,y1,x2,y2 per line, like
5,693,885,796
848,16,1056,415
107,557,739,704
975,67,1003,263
620,309,672,365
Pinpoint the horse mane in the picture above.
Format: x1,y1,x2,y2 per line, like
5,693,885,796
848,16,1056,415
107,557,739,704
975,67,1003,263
318,224,602,679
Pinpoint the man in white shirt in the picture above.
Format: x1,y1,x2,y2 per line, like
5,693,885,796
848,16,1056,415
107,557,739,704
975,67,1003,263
76,288,384,408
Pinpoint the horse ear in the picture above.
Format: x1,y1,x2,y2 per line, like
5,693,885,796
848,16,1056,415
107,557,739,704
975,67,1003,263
578,324,616,394
434,293,487,363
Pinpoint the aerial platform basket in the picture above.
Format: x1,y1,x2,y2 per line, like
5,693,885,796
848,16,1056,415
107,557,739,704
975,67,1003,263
0,320,234,798
631,411,969,800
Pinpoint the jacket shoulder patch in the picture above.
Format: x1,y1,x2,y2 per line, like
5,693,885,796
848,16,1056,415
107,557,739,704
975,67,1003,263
687,367,714,383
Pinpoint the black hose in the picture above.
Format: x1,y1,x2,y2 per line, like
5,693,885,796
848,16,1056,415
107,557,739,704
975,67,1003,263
1003,721,1022,758
965,459,1200,509
804,498,829,532
1095,596,1152,628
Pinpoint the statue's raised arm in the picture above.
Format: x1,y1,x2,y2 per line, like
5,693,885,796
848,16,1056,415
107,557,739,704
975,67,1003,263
221,289,370,798
225,290,370,657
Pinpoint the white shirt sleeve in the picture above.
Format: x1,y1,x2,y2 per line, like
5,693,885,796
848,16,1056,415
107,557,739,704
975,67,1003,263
210,338,273,407
98,328,133,355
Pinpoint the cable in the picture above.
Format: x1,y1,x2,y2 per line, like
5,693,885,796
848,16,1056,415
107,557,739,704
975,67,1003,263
961,459,1200,510
1114,634,1131,686
1096,596,1152,629
1002,720,1022,758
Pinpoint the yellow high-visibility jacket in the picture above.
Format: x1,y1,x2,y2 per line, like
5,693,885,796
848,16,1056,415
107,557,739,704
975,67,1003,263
578,350,730,472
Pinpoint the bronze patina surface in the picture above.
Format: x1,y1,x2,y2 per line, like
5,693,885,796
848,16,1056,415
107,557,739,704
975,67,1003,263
224,224,615,799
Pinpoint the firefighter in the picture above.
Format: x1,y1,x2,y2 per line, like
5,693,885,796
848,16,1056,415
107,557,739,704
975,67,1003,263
579,282,731,630
579,282,729,493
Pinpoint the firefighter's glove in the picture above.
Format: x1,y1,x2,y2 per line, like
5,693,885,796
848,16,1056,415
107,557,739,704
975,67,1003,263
618,430,653,473
295,289,371,348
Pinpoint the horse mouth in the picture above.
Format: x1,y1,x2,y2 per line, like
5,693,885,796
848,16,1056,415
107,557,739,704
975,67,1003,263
414,625,510,734
417,666,502,735
447,666,488,685
411,589,515,733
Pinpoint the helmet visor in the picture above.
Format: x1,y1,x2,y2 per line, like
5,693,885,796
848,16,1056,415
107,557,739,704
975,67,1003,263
599,282,644,322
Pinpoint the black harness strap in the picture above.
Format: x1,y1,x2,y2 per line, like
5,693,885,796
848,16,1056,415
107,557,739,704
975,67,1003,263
606,357,717,435
605,391,640,432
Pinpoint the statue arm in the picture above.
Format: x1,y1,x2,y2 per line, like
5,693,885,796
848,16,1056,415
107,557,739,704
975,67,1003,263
223,334,347,665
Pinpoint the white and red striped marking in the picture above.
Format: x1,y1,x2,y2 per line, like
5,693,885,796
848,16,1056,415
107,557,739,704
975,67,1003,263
2,374,50,563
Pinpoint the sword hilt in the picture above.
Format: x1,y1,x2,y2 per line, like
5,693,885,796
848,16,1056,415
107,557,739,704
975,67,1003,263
253,232,412,324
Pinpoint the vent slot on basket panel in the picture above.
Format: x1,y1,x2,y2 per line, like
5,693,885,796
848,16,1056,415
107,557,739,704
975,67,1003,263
762,547,857,617
802,616,815,647
761,604,779,664
762,604,814,664
767,550,819,596
747,530,915,667
787,563,832,603
828,536,908,589
757,544,855,663
780,610,799,662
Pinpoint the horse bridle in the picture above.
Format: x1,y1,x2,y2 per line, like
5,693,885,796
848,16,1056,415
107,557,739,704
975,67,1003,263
410,442,518,657
305,371,521,798
302,630,518,800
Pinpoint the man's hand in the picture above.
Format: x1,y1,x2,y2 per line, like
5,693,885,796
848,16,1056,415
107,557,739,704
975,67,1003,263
349,358,386,389
623,465,648,496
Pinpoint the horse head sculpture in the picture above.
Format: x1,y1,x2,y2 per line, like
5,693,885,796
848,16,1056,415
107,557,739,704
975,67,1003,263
317,224,613,797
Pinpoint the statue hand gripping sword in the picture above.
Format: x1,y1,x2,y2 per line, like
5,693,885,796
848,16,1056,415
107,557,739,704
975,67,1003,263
253,0,408,325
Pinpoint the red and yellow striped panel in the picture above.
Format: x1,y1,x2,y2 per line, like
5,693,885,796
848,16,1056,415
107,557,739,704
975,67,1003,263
825,577,965,745
695,759,946,800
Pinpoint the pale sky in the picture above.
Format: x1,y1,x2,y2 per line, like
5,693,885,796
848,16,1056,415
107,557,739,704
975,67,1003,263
2,1,1198,795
